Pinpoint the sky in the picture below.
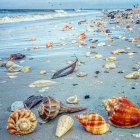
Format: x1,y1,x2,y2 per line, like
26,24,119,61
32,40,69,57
0,0,140,9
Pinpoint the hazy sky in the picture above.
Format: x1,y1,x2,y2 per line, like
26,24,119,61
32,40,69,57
0,0,140,9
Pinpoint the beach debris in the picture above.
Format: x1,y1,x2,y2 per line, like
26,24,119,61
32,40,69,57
103,96,140,128
105,56,116,62
39,87,49,93
124,71,140,79
66,95,80,104
132,37,140,42
24,95,43,109
21,66,31,73
75,113,110,135
29,80,55,87
77,72,87,77
9,53,25,61
7,109,37,135
132,133,140,138
51,57,78,79
104,63,116,69
56,115,74,137
38,96,87,122
79,33,86,40
11,101,25,112
84,95,90,99
30,37,37,41
46,41,53,48
40,70,46,75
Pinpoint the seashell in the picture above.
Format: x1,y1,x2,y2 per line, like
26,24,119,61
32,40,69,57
11,101,25,112
7,109,37,135
103,96,140,128
77,72,87,77
105,57,116,62
66,95,79,104
104,63,116,69
21,66,31,73
46,41,53,48
94,54,102,59
112,49,125,55
6,61,22,72
38,96,87,122
40,70,46,75
29,80,56,87
75,113,110,135
85,52,91,57
56,115,74,137
125,71,140,79
79,33,86,40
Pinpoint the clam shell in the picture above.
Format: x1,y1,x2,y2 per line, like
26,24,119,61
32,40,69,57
103,96,140,128
125,71,140,79
56,115,74,137
11,101,25,112
75,113,110,135
66,95,79,104
29,80,55,87
7,109,37,135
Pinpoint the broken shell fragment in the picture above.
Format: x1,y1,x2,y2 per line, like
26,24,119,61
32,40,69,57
21,66,31,73
105,63,116,69
11,101,25,112
29,80,55,87
7,109,37,135
56,115,74,137
125,71,140,79
106,57,116,62
40,70,46,75
75,113,110,135
112,49,125,55
94,54,102,59
77,72,87,77
66,95,79,104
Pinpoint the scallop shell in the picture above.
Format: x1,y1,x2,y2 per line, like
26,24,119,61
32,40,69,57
7,109,37,135
29,80,56,87
66,95,79,104
75,113,110,135
11,101,25,112
125,71,140,79
103,96,140,128
56,115,74,137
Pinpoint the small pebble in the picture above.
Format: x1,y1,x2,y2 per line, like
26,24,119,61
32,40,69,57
84,95,90,99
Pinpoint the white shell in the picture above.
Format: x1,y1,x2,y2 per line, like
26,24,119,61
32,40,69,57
66,95,79,104
77,72,87,77
56,115,74,137
105,57,116,62
125,71,140,79
105,63,116,69
11,101,25,112
29,80,56,87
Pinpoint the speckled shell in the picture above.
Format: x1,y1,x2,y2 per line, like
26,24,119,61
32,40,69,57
56,115,74,137
103,96,140,128
75,113,110,135
7,109,37,135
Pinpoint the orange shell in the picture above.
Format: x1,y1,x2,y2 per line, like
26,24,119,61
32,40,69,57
7,109,37,135
75,113,110,135
79,33,86,40
46,41,53,48
103,96,140,128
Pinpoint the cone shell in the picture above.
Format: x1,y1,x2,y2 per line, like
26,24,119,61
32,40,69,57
75,113,110,135
7,109,37,135
103,96,140,128
56,115,74,137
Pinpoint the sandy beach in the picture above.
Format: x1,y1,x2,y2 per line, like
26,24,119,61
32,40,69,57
0,9,140,140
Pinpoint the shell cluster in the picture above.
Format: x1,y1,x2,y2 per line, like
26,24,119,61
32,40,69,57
75,113,110,135
103,96,140,128
7,109,37,135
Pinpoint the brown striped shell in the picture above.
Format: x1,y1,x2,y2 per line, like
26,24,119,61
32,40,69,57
7,109,37,135
103,96,140,128
75,113,110,135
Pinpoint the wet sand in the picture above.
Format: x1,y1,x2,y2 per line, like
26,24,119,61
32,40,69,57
0,9,140,140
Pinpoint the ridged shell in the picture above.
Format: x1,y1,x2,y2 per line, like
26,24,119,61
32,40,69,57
56,115,74,137
75,113,110,135
7,109,37,135
103,96,140,128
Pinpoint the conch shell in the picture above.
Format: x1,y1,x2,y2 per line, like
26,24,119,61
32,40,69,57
103,96,140,128
7,109,37,135
75,113,110,135
38,96,87,122
56,115,74,137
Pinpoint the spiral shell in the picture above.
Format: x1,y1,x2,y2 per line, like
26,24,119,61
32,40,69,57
56,115,74,137
103,96,140,128
75,113,110,135
7,109,37,135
